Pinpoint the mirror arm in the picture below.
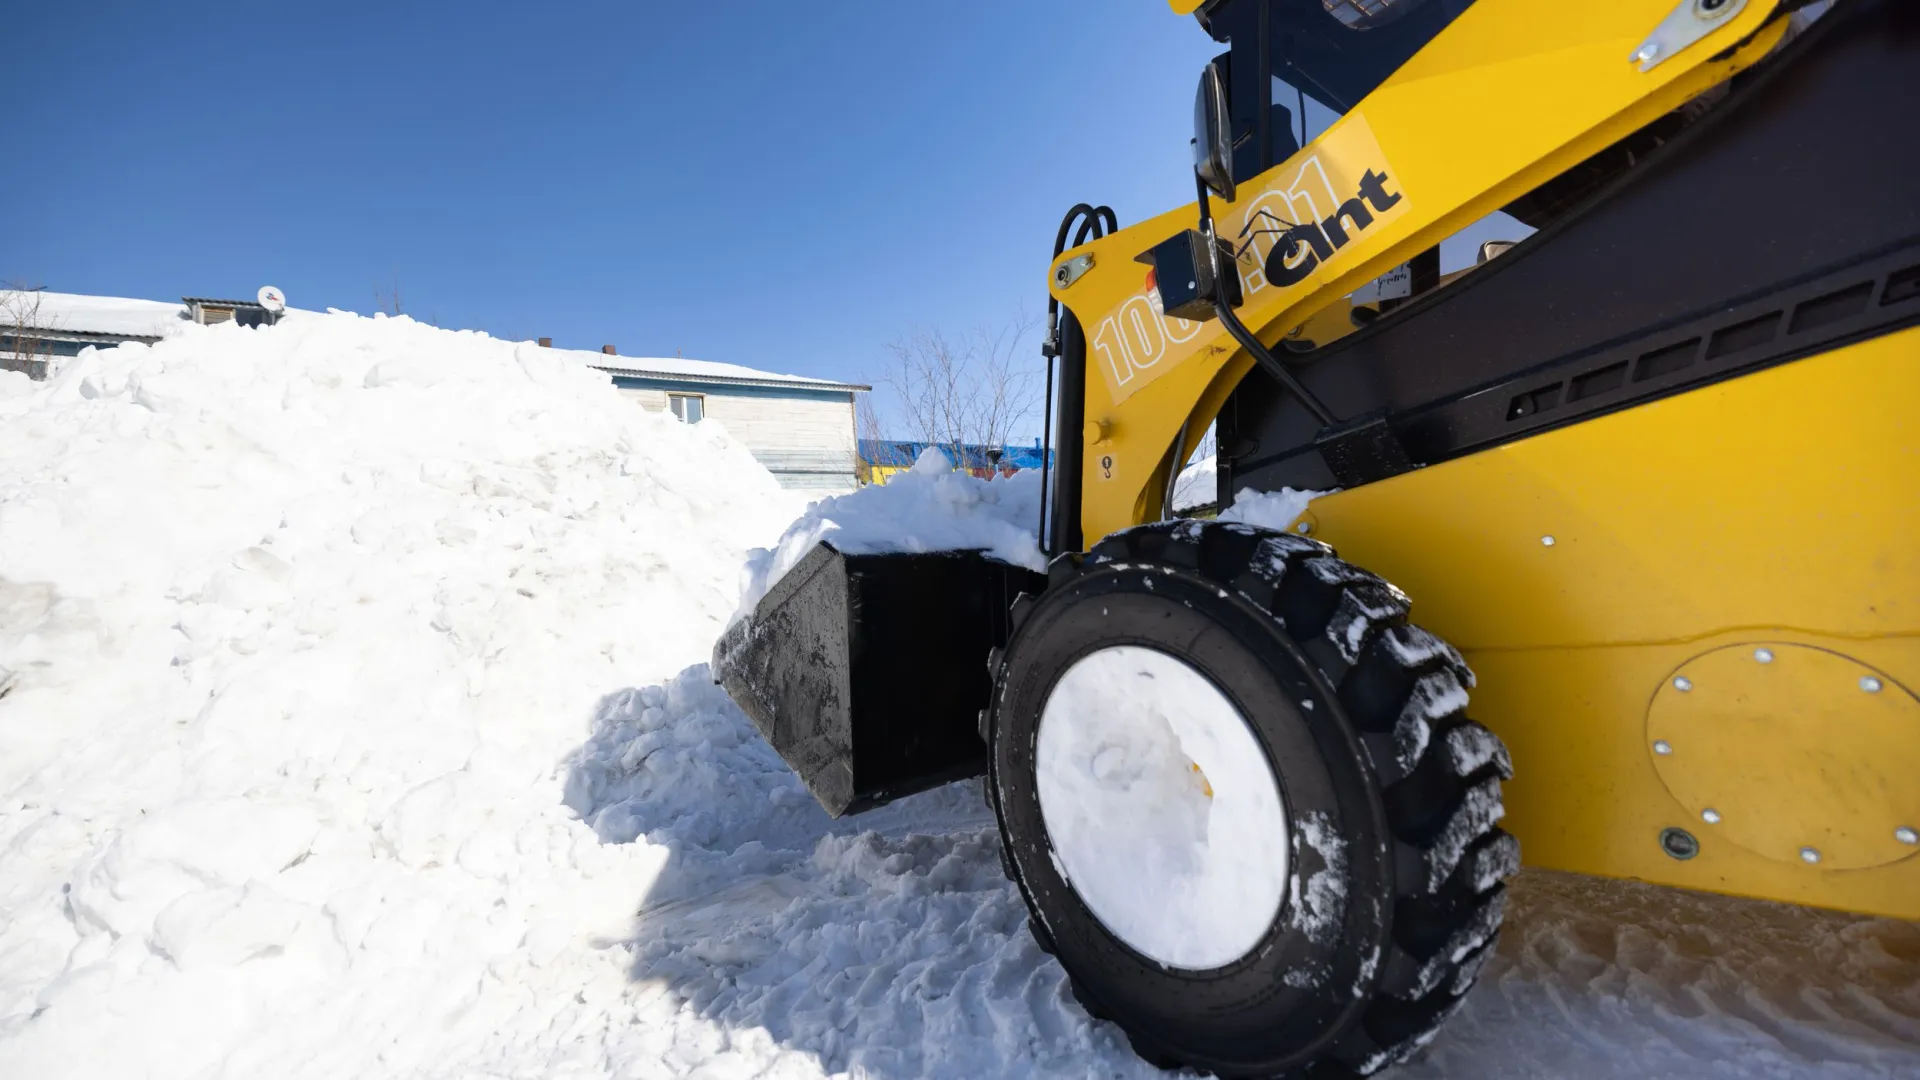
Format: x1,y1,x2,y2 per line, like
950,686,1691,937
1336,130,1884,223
1196,175,1338,427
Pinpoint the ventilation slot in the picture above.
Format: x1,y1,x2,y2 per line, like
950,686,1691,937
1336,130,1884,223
1567,361,1628,402
1507,383,1561,421
1706,312,1780,360
1883,264,1920,306
1634,339,1699,382
1789,282,1873,335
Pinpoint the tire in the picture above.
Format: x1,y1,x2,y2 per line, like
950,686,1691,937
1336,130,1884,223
985,519,1517,1077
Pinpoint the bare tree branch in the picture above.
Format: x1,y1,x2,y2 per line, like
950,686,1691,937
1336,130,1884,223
2,281,58,379
874,310,1040,474
373,269,403,317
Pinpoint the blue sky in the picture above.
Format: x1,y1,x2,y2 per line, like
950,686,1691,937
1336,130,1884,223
11,3,1220,382
12,2,1519,426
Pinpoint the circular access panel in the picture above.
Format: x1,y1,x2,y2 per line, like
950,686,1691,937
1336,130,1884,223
1647,643,1920,870
1034,645,1290,970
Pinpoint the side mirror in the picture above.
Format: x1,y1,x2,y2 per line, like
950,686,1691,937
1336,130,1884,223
1193,61,1235,202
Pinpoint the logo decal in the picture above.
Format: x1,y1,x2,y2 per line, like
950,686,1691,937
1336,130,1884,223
1086,114,1408,405
1253,168,1404,288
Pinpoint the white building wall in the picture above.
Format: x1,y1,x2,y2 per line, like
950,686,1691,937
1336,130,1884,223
614,384,858,493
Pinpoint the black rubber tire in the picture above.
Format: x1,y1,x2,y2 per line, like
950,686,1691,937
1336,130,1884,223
985,519,1517,1078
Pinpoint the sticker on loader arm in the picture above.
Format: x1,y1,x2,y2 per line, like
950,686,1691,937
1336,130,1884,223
1098,453,1115,481
1091,113,1409,405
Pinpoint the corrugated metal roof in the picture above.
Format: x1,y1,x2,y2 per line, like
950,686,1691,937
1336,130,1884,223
180,297,268,307
8,328,162,345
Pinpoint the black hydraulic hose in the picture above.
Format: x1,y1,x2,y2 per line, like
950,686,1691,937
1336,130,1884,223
1038,346,1055,549
1049,311,1087,555
1194,173,1337,427
1213,299,1337,426
1039,202,1114,556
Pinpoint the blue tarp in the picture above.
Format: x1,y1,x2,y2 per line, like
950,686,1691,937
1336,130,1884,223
858,439,1052,472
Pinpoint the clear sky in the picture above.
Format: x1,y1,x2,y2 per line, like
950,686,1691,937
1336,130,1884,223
10,3,1221,382
11,2,1521,428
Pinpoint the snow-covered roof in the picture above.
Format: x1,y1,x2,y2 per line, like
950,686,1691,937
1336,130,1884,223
587,354,868,393
4,290,186,340
8,288,865,392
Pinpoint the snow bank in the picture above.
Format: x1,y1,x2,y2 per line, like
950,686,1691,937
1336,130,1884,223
4,309,1914,1079
0,311,804,1078
1219,486,1328,532
733,447,1045,620
1172,454,1216,511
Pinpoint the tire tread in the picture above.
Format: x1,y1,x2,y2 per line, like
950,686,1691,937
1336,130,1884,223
995,519,1515,1077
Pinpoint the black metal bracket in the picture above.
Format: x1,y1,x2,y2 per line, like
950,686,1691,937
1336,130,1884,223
1314,410,1415,487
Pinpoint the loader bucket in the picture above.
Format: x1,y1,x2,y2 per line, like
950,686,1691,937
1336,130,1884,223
713,542,1046,817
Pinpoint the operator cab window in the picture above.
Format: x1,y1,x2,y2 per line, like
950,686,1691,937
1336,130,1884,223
668,393,704,424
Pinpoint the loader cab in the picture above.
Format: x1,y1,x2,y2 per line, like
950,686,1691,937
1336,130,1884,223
1191,0,1477,183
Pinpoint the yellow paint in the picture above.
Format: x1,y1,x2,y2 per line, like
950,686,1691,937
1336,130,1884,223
1304,328,1920,918
1053,0,1787,543
1647,643,1920,872
1060,0,1912,917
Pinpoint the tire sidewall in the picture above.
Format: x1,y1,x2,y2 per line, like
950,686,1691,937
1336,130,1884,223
990,560,1392,1073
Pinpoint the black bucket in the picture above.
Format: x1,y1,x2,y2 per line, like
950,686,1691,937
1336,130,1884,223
713,542,1046,817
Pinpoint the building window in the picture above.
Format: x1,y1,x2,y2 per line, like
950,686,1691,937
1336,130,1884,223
668,393,704,424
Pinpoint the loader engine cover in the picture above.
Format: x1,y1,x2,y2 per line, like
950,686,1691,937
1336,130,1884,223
713,542,1046,817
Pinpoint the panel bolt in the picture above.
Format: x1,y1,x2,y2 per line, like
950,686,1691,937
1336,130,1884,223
1635,43,1662,63
1673,675,1693,692
1541,535,1556,546
1296,522,1312,534
1897,827,1918,846
1653,739,1673,755
1799,846,1821,864
1754,647,1774,664
1861,676,1882,693
1701,808,1721,824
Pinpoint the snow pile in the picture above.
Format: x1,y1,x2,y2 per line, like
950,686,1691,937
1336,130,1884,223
1220,486,1328,532
734,447,1044,618
0,311,805,1078
1172,454,1216,511
3,309,1915,1079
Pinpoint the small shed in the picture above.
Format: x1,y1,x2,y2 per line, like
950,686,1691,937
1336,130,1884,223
182,297,281,328
583,351,868,494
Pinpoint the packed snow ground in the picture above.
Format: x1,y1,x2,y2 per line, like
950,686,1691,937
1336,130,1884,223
2,315,1916,1079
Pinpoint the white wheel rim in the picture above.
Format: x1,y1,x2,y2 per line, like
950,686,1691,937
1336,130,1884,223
1035,645,1290,969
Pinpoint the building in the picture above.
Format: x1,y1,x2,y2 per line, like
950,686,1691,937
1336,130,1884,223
585,351,868,494
858,438,1053,486
182,296,282,328
1,290,182,376
2,288,867,494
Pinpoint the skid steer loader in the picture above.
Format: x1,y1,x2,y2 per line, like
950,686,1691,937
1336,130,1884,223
716,0,1919,1073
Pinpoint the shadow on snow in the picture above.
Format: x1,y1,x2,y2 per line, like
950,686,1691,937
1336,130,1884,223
560,665,1920,1080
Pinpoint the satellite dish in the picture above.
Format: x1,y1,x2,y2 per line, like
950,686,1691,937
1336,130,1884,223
257,285,286,313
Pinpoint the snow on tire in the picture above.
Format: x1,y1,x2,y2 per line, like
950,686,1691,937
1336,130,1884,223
985,519,1517,1077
